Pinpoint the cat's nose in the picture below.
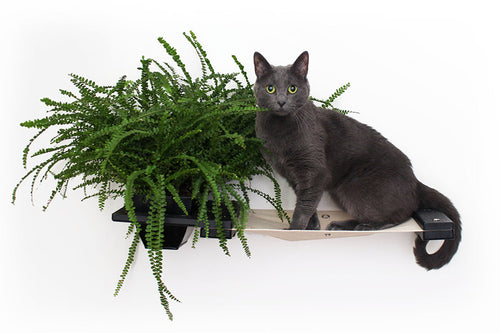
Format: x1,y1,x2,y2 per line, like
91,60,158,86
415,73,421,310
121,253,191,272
278,101,286,107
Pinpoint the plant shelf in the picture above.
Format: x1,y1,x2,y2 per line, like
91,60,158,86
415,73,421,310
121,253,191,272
112,207,453,249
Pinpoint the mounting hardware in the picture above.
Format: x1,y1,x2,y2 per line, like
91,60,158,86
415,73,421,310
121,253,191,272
413,209,454,241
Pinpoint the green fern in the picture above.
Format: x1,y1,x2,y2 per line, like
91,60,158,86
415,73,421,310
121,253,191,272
13,31,289,320
14,31,353,320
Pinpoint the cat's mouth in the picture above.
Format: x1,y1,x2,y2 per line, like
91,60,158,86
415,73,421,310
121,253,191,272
270,106,291,116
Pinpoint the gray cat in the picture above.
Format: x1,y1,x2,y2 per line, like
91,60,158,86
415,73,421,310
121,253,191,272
253,51,461,270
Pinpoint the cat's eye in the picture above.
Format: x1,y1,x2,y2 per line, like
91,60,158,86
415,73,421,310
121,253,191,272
288,85,298,94
266,85,276,94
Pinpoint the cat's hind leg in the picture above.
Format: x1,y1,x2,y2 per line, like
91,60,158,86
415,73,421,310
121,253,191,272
329,171,418,231
326,219,360,230
326,219,396,230
353,221,397,230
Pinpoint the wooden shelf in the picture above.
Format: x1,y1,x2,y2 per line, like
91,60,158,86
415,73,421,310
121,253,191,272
245,209,423,241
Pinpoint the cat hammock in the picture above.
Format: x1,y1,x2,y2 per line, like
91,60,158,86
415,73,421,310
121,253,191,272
112,207,454,250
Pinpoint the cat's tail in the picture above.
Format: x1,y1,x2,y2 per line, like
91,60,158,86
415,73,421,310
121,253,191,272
413,181,462,270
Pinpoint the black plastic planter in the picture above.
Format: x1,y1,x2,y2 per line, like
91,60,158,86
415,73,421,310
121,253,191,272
111,195,237,250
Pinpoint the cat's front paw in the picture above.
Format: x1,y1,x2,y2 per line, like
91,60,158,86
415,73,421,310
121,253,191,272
288,219,309,230
306,213,321,230
354,223,396,231
287,224,306,230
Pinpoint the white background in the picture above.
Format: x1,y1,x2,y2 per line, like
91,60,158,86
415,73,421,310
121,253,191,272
1,1,499,332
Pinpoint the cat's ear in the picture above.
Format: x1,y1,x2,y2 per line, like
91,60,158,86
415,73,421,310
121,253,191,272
291,51,309,78
254,52,272,79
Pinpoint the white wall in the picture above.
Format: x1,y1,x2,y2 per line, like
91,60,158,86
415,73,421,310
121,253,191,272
1,1,499,332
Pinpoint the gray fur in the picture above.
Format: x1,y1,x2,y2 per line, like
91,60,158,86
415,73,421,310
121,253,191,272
253,52,461,269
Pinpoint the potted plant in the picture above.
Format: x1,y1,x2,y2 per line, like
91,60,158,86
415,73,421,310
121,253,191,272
12,31,288,320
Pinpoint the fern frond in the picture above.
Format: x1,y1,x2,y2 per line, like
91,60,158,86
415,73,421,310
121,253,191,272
232,55,251,87
192,185,209,248
114,226,141,297
22,128,47,167
157,37,193,85
311,82,352,113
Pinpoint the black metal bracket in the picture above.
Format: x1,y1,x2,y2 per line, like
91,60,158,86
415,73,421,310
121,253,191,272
412,209,455,241
111,207,235,250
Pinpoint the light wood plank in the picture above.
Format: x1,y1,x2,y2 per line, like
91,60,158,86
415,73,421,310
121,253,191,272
244,209,422,241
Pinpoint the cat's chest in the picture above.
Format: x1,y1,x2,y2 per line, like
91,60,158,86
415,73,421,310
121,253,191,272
256,116,321,166
257,119,306,149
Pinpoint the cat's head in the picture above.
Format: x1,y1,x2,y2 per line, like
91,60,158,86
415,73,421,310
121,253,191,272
253,51,310,116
